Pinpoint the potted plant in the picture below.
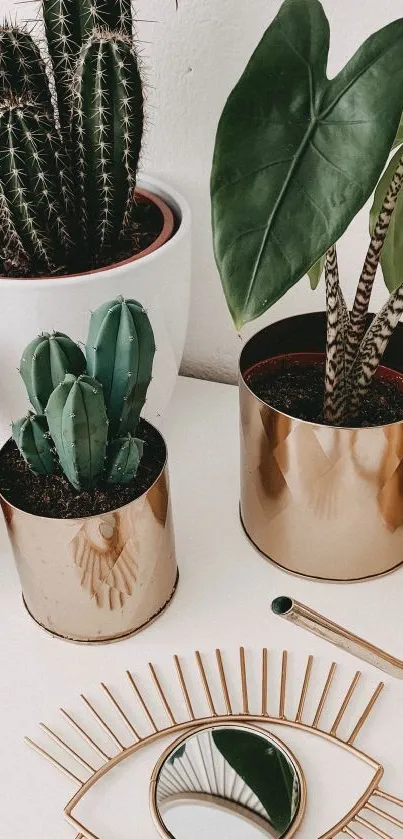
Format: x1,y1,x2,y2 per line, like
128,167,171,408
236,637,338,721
211,0,403,581
0,0,191,442
0,297,178,642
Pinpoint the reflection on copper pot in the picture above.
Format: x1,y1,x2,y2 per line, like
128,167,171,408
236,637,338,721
239,314,403,582
0,429,178,642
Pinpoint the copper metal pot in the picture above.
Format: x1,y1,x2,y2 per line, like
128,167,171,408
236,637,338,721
239,312,403,582
0,423,178,642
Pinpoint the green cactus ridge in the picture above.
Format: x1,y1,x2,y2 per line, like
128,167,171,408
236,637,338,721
106,434,144,484
43,0,133,136
86,297,155,437
45,373,108,491
20,331,86,414
12,412,54,476
0,99,74,273
72,30,144,266
0,27,53,114
0,181,29,275
42,0,92,136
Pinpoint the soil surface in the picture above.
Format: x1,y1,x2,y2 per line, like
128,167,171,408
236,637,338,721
0,421,166,518
246,361,403,427
118,195,165,262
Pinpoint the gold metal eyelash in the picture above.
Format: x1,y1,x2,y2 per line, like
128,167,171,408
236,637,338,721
25,647,401,839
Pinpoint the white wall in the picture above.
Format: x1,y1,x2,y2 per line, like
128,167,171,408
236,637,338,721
1,0,402,382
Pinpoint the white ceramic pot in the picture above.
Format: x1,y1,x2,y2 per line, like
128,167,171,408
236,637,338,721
0,175,191,443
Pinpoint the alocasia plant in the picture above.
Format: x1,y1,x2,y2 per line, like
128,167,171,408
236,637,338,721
211,0,403,424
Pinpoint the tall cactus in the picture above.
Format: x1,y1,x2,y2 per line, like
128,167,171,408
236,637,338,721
0,98,74,273
0,0,163,277
45,373,108,490
86,297,155,437
12,412,54,476
72,31,144,266
0,27,53,114
20,332,86,413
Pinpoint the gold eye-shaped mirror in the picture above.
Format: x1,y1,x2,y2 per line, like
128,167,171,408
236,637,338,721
151,723,306,838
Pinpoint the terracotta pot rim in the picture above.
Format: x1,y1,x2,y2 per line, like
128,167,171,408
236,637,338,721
0,187,175,283
0,418,168,521
240,348,403,432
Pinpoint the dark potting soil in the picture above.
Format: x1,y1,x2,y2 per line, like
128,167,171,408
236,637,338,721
118,195,165,262
0,421,166,518
246,362,403,427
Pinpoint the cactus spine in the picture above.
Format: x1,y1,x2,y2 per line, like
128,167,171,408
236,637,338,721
86,297,155,437
106,434,144,483
20,332,86,414
0,99,74,272
45,373,108,490
0,27,53,114
72,32,143,266
13,297,156,492
12,413,54,475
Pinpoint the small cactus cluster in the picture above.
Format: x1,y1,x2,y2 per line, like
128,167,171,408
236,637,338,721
0,0,148,277
12,297,155,491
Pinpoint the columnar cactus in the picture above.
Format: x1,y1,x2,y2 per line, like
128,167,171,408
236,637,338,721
0,99,74,274
86,297,155,436
13,297,155,492
72,32,144,266
0,0,154,277
12,413,54,476
20,332,86,413
46,373,108,490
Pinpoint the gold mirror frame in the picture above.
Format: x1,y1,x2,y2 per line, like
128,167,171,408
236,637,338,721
150,721,307,838
25,647,403,839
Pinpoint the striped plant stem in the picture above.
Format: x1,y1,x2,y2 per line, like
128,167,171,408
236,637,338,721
324,246,349,425
346,151,403,369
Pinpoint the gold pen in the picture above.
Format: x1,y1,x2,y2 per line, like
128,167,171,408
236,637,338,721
272,596,403,679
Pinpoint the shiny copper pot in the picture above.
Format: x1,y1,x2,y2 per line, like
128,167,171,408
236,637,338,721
239,312,403,582
0,423,178,642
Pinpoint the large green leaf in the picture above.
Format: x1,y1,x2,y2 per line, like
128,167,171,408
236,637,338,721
211,0,403,328
212,728,298,833
370,146,403,292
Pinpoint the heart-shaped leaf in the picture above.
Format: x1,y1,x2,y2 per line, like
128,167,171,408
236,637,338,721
211,0,403,328
369,146,403,292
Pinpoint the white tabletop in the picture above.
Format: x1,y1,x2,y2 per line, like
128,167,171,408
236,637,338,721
2,376,403,839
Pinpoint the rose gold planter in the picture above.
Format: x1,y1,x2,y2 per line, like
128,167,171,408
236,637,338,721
0,425,178,642
239,312,403,582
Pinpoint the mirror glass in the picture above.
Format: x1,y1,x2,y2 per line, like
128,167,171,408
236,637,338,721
154,724,302,838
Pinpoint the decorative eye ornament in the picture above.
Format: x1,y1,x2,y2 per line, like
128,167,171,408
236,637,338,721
25,647,403,839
